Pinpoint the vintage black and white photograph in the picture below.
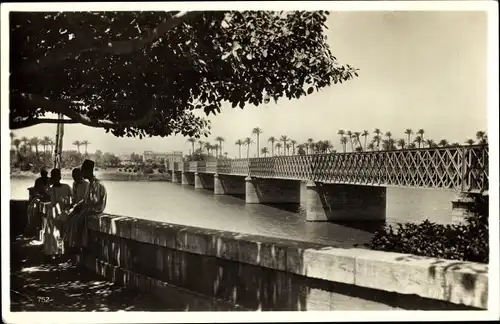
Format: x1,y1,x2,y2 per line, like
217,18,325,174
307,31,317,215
2,1,498,322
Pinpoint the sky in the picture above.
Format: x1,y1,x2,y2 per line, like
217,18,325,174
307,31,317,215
9,10,489,158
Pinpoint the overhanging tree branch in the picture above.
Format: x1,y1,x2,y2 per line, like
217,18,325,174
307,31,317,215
17,11,202,77
10,118,79,129
11,93,158,130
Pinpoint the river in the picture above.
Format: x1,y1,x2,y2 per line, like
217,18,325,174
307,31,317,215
10,178,456,247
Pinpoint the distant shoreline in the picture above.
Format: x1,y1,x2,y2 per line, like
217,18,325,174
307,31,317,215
10,170,172,182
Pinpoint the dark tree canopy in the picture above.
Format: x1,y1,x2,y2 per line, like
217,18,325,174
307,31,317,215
10,10,358,138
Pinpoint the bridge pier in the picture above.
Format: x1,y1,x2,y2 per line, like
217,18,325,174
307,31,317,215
181,172,194,186
194,172,214,190
451,193,477,225
245,177,301,204
214,174,246,195
171,171,181,184
305,181,386,221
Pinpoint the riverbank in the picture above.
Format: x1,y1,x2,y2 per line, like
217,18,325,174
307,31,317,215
10,169,171,182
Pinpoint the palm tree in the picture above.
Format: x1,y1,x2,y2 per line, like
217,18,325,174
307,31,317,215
197,140,204,152
20,136,29,153
296,144,306,155
322,140,334,153
30,137,40,159
346,131,354,152
438,139,449,147
235,139,244,158
275,142,283,155
372,135,382,151
385,131,392,141
413,135,423,149
244,137,254,158
290,139,297,155
408,143,417,149
73,140,81,154
215,136,225,155
40,138,48,163
337,130,345,150
367,142,375,151
81,140,90,156
48,139,54,157
404,129,413,147
307,138,314,154
204,142,212,155
279,135,289,154
303,142,310,154
261,147,269,157
213,143,220,157
353,132,362,150
42,136,51,152
187,138,196,155
13,138,21,153
252,128,263,157
425,139,436,148
465,139,475,146
362,130,369,150
373,128,381,138
417,129,425,142
310,142,318,154
476,131,487,144
285,143,291,155
340,137,348,153
397,139,406,149
382,138,396,150
268,136,277,156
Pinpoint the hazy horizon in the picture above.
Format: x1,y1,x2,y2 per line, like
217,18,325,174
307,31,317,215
9,11,489,158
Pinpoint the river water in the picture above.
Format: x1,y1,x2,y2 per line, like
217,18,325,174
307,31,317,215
10,178,455,247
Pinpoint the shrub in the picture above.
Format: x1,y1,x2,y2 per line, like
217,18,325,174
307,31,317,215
143,166,154,174
367,194,488,263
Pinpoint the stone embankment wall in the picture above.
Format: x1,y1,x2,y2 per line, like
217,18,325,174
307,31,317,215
81,213,488,310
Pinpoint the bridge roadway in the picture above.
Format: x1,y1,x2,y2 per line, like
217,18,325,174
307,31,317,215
166,145,488,223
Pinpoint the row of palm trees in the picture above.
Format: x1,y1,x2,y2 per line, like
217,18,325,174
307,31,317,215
336,129,488,152
72,140,91,156
187,128,488,159
10,133,93,167
11,134,55,158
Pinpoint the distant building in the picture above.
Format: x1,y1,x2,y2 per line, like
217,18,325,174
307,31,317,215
165,151,183,167
143,150,166,163
118,154,132,164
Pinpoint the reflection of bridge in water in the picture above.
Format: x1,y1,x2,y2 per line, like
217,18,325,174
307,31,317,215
167,145,489,223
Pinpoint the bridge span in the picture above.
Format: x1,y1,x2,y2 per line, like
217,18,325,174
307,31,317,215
166,145,489,223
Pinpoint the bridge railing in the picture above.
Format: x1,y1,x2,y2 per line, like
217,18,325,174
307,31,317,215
197,161,207,173
217,158,249,176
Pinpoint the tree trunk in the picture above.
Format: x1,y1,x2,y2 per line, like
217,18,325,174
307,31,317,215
256,135,260,158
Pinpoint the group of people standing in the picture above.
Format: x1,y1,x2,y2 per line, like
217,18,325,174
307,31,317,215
26,159,107,261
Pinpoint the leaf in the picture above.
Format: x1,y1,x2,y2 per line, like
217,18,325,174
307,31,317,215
307,87,314,94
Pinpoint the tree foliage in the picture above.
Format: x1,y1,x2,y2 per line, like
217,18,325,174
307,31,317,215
367,194,489,263
10,11,357,138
